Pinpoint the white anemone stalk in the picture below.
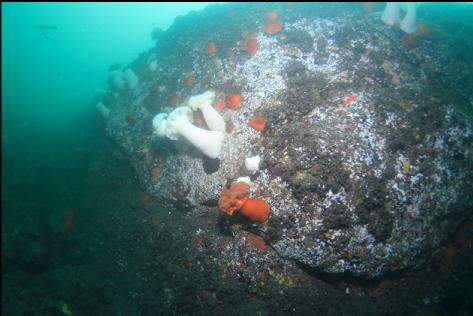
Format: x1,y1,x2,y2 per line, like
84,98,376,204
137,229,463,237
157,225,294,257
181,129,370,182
153,107,224,159
96,102,110,119
110,70,125,90
400,3,417,34
188,91,225,133
381,2,401,27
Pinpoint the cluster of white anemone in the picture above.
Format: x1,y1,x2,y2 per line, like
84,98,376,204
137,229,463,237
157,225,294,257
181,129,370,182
381,2,417,34
152,91,262,174
152,91,225,159
109,68,139,91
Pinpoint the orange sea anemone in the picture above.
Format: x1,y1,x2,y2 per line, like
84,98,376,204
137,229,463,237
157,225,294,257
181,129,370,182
218,182,250,216
169,95,179,106
362,2,376,13
265,11,279,20
401,23,432,50
226,94,242,109
205,41,217,54
343,93,357,105
249,117,266,131
151,167,161,179
193,111,207,128
415,23,433,38
214,99,226,112
240,198,270,223
243,38,259,57
246,233,268,250
184,76,193,87
264,20,283,35
402,33,426,50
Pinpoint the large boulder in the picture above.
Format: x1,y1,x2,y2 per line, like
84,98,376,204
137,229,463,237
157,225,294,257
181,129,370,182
101,3,473,278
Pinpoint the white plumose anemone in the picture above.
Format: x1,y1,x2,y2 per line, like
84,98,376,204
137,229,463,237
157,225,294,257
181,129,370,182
96,102,111,119
400,3,417,34
188,91,225,133
109,68,139,90
110,70,126,90
245,155,261,172
153,107,224,159
382,2,417,34
381,2,401,26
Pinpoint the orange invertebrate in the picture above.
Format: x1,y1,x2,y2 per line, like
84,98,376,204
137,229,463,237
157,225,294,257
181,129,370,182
243,38,259,57
193,111,207,128
362,2,376,13
151,167,161,179
226,95,242,109
240,198,270,223
265,11,279,20
249,117,266,131
343,93,357,105
205,41,217,54
214,99,226,112
401,34,420,49
264,20,283,35
246,233,268,250
184,76,193,87
169,95,179,106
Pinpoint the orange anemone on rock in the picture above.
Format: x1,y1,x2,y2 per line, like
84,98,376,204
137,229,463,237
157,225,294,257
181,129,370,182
362,2,376,13
193,111,207,128
415,23,433,39
343,93,357,105
215,99,226,112
249,117,266,131
265,11,279,20
401,34,420,49
264,20,283,35
205,42,217,54
184,76,193,87
218,182,250,216
243,38,259,57
246,233,268,250
401,23,433,50
169,95,180,106
240,198,270,223
226,95,242,109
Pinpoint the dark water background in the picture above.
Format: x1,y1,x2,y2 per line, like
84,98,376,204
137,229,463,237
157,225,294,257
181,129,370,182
2,2,472,315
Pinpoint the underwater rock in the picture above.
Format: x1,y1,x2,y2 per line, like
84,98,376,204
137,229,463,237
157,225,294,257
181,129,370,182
19,240,49,275
102,4,473,278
